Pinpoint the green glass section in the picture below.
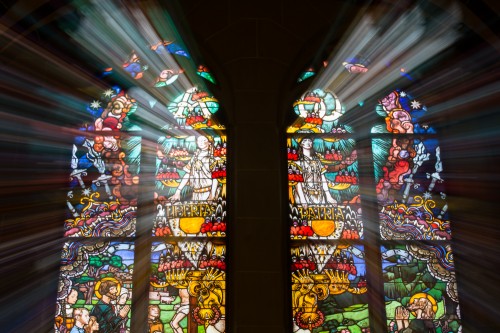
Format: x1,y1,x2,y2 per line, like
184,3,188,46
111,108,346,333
291,243,368,332
150,240,226,332
55,241,134,333
382,244,460,332
297,70,315,82
197,65,217,84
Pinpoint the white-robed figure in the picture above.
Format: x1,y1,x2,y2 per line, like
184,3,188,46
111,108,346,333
169,135,218,202
294,137,337,207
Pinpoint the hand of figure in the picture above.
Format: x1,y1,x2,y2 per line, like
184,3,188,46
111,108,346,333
119,305,131,318
326,196,337,206
169,192,181,202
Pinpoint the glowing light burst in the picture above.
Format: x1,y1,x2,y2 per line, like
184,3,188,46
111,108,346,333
310,3,461,111
69,2,209,109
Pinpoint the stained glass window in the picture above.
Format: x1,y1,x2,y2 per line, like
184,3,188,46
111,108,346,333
150,240,226,332
155,134,227,238
58,89,226,331
382,244,460,332
372,90,460,331
56,87,140,332
371,90,450,241
56,12,227,331
55,241,135,332
287,83,461,332
287,89,369,332
150,86,227,331
291,243,368,332
67,134,141,237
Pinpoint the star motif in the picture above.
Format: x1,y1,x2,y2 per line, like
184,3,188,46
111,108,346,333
90,100,101,109
103,89,114,98
142,65,149,71
82,188,91,197
423,191,432,200
411,100,421,109
415,210,425,219
400,91,407,97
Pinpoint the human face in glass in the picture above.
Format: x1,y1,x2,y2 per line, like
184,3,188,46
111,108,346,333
197,136,210,150
301,138,313,149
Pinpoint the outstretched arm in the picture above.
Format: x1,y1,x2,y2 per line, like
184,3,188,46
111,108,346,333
169,172,190,202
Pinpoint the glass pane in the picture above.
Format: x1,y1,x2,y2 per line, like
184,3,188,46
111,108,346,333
371,90,435,134
342,61,368,74
291,243,369,332
288,89,352,134
164,88,224,130
83,88,140,132
66,135,140,237
55,241,135,333
197,65,217,84
288,136,362,240
297,67,316,83
154,134,227,237
150,240,226,332
105,41,189,84
372,137,451,240
152,40,190,58
382,244,461,332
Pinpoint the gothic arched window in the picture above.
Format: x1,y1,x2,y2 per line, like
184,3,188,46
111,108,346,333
373,89,460,332
286,4,462,330
286,86,461,333
54,4,227,332
287,89,369,333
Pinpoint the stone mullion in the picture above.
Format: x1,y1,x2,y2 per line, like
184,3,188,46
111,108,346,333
131,135,156,333
357,135,387,333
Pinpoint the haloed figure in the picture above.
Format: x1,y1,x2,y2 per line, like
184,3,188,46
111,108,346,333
90,280,130,333
169,136,218,202
294,138,337,207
